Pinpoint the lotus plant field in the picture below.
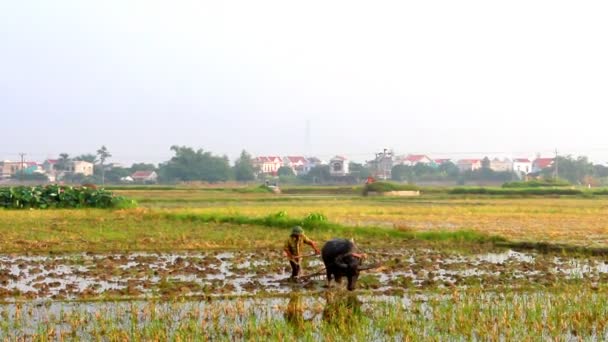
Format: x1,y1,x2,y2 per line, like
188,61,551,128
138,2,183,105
1,187,608,340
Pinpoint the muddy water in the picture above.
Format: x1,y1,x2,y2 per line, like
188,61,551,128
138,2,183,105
0,293,401,339
0,248,607,300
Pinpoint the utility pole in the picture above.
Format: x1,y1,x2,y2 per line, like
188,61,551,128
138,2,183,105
554,148,559,180
19,152,26,183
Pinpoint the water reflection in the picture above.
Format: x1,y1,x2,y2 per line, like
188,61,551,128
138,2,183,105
284,292,306,328
322,291,362,324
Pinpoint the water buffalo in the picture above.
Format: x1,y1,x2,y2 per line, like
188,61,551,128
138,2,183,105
321,239,365,291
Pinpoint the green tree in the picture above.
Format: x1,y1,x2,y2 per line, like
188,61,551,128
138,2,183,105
391,165,414,182
481,157,491,170
412,163,436,176
541,155,593,184
158,145,231,183
96,146,112,185
438,161,460,178
130,163,157,172
104,167,132,183
56,153,71,171
277,166,295,177
301,165,330,184
349,162,371,180
233,150,256,182
74,154,98,163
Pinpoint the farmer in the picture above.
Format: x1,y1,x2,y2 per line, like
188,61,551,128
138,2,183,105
284,226,320,280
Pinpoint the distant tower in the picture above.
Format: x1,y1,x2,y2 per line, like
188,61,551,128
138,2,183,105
305,119,311,155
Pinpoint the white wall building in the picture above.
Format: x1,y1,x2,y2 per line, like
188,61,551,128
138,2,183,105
512,158,532,178
69,161,94,176
490,158,512,172
329,156,349,176
253,156,283,175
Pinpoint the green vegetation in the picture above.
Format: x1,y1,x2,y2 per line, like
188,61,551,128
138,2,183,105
233,150,256,181
0,185,136,209
165,211,503,243
502,179,571,188
158,145,231,183
3,285,608,340
449,186,582,195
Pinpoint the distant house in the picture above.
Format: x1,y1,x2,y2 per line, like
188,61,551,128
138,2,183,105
283,156,307,175
132,171,158,183
303,157,322,174
0,161,24,179
0,161,46,179
434,158,452,165
396,154,435,166
329,156,349,176
23,162,42,175
490,158,512,172
367,149,393,180
253,156,283,176
457,159,482,172
69,161,94,176
512,158,532,177
532,158,554,173
43,159,59,174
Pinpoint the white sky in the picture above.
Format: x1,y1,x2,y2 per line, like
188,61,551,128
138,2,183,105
1,1,607,164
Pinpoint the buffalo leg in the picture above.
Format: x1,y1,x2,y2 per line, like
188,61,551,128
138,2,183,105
325,270,333,287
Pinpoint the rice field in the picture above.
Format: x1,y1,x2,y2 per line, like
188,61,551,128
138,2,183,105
1,188,608,340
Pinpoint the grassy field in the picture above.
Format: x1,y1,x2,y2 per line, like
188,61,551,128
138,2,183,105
2,189,608,252
2,187,608,339
115,189,608,248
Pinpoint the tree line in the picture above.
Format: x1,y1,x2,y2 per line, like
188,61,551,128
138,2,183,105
23,146,608,186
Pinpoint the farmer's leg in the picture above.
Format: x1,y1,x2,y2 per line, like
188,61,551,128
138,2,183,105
289,261,301,278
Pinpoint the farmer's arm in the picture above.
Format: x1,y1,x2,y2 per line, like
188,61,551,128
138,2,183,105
303,235,321,254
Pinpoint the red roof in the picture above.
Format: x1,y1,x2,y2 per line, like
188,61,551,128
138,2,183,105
45,159,58,164
255,156,282,163
132,171,155,178
285,156,306,164
331,155,347,161
514,158,531,163
458,159,481,164
534,158,554,169
405,154,429,162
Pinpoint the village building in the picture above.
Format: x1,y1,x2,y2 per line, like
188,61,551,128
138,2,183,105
512,158,532,177
282,156,307,175
253,156,283,176
131,171,158,183
490,158,512,172
396,154,435,166
329,156,349,176
457,159,482,172
532,158,554,173
0,161,24,179
68,161,94,176
367,149,393,180
303,157,322,174
434,158,452,165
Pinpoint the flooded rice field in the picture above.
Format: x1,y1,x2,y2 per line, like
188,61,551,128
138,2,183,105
1,248,607,301
2,288,608,340
2,248,608,340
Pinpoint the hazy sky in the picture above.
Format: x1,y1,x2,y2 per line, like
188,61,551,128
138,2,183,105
1,1,607,165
